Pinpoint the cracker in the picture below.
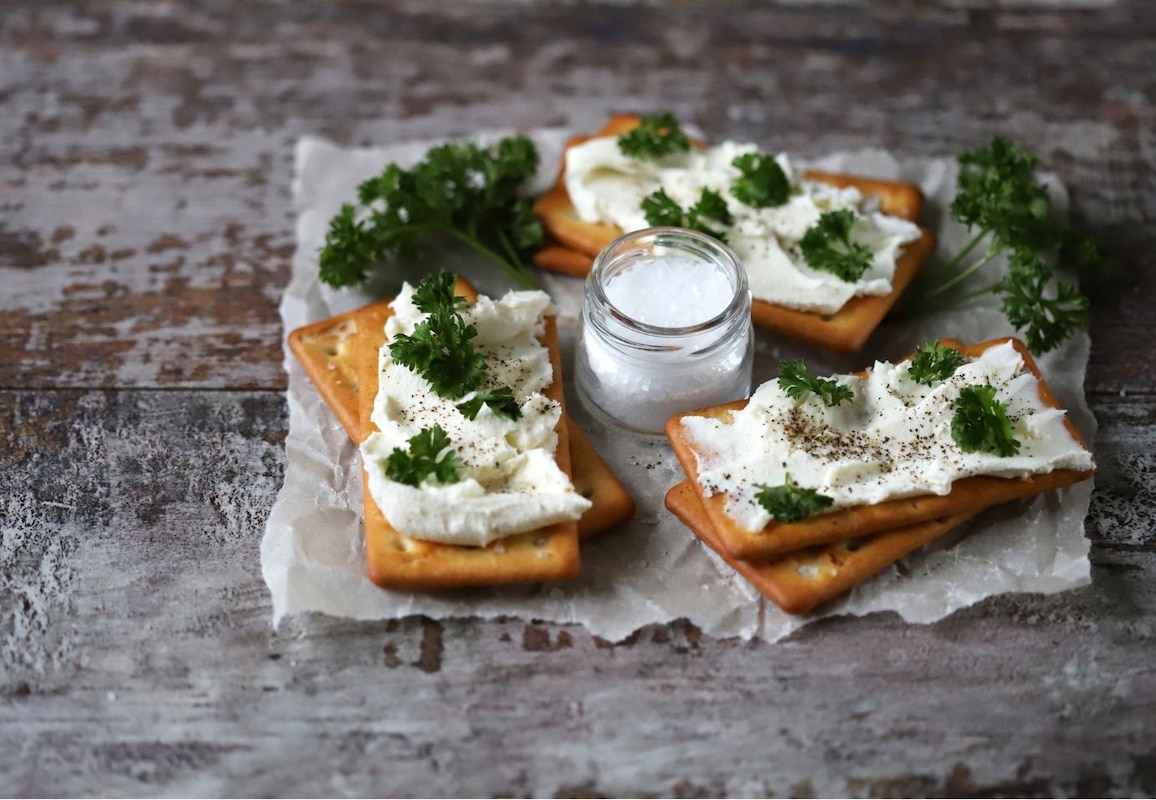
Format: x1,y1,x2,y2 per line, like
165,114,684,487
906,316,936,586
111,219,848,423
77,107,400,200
531,239,595,277
532,114,936,352
356,303,582,588
664,481,979,615
287,313,362,438
288,289,634,539
665,337,1095,561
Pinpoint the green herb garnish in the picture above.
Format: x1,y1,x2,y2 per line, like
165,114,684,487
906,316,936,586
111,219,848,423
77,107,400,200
997,248,1091,356
410,270,469,315
906,137,1103,353
617,112,691,160
385,425,463,487
640,187,733,243
318,136,542,290
389,272,521,420
730,152,790,208
389,307,487,400
799,209,873,282
778,359,854,407
456,386,522,421
755,474,835,523
951,384,1021,457
908,340,966,386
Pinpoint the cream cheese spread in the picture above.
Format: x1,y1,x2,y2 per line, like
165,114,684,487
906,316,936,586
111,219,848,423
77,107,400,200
679,341,1095,532
564,136,923,314
359,284,591,546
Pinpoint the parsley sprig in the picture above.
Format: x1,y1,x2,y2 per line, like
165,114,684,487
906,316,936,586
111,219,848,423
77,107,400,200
998,248,1091,355
618,112,691,160
778,360,854,407
456,387,522,421
908,340,965,386
755,474,835,523
907,137,1103,353
318,136,542,290
799,209,873,282
641,187,734,243
951,384,1021,457
386,425,463,487
389,305,487,400
730,152,790,208
389,272,522,420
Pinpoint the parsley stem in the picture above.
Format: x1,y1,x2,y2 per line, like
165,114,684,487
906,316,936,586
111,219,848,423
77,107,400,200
923,239,1002,300
434,226,539,290
494,227,529,284
953,282,1003,305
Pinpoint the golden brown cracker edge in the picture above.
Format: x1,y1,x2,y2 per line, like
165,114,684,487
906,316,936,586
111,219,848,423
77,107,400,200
664,481,980,615
532,114,935,353
665,336,1095,562
357,304,582,589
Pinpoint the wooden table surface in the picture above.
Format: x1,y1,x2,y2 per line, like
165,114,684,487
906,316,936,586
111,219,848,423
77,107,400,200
3,1,1154,796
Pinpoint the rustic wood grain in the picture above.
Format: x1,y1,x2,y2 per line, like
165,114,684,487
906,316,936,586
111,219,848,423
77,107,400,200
1,1,1154,796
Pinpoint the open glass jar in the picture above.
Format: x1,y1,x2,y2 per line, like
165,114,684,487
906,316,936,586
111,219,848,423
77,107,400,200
574,227,754,436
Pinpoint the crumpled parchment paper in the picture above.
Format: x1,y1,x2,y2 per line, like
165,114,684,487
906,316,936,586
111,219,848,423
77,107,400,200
261,129,1095,643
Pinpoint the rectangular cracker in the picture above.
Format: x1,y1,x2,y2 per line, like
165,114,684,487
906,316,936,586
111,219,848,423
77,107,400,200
287,312,362,438
665,480,979,615
665,337,1095,561
532,114,936,352
289,289,634,539
356,300,582,589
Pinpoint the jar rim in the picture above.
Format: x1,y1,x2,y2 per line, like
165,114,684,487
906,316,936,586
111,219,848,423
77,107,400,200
586,226,751,338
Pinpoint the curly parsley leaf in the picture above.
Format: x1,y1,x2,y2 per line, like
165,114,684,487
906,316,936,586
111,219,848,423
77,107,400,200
730,152,790,208
908,340,966,386
951,137,1059,256
778,359,854,407
390,272,524,412
755,474,835,523
951,384,1021,457
410,270,469,315
905,137,1104,354
799,209,873,282
389,310,487,399
319,136,542,290
456,386,522,421
617,112,691,160
998,248,1090,355
640,188,685,228
640,187,733,243
385,425,463,487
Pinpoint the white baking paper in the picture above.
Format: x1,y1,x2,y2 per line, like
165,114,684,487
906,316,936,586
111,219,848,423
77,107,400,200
261,129,1095,643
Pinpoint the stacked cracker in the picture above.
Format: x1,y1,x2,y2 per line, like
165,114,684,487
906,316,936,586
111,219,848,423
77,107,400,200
532,114,937,353
664,338,1095,614
289,277,634,589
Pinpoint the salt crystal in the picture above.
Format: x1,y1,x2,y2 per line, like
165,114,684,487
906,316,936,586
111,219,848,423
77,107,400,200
604,255,733,327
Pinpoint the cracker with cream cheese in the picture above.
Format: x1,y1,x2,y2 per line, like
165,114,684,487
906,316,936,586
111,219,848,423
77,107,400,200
288,284,635,542
665,481,980,615
665,337,1095,562
533,114,936,353
356,289,585,588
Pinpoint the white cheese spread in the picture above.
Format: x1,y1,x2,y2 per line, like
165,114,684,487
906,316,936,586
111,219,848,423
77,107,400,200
679,341,1095,532
564,136,923,314
359,284,591,546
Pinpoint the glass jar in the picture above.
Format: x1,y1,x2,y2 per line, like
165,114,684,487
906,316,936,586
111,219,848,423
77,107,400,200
574,227,754,437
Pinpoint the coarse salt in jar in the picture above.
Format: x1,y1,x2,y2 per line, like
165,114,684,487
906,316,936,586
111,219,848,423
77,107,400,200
574,227,754,437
